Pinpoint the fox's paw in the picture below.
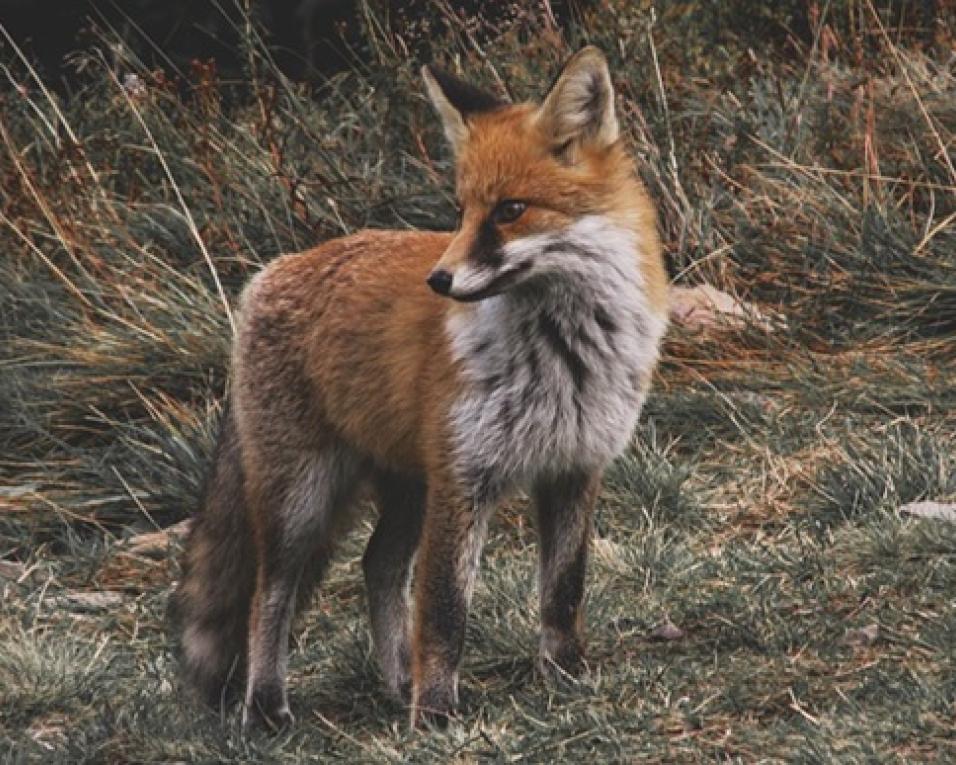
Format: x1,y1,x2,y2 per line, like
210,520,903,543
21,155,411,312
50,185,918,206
243,684,295,733
397,677,412,706
409,684,456,730
384,643,413,705
539,631,586,679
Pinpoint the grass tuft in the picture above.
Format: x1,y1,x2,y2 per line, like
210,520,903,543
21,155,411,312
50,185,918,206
2,0,954,760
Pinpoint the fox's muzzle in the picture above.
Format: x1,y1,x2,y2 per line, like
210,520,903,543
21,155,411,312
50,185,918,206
427,261,533,303
427,222,531,302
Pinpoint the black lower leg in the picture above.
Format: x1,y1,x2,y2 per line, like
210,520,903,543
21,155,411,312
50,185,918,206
534,470,600,673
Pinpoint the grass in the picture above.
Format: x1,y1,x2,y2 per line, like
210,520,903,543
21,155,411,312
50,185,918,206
1,0,954,761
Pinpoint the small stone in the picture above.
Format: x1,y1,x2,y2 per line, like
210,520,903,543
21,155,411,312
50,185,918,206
124,519,192,558
669,284,784,332
0,561,26,580
899,501,956,523
842,623,879,646
62,590,125,610
651,619,685,641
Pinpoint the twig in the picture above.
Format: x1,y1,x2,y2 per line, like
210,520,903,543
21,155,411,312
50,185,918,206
110,466,161,532
913,210,956,255
756,161,955,193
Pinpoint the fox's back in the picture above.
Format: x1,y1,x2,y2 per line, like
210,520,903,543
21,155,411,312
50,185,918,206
233,229,458,473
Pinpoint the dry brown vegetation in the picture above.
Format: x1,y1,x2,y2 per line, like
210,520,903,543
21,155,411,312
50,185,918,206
1,1,954,761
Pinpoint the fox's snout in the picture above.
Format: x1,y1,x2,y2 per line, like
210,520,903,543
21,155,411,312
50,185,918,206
426,269,454,296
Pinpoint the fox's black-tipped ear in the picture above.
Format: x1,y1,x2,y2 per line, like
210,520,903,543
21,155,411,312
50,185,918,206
422,65,505,154
537,46,619,161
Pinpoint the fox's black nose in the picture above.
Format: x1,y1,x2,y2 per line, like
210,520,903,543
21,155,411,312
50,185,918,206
427,269,453,296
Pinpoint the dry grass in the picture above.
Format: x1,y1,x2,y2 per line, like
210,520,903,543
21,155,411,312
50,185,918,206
1,1,954,761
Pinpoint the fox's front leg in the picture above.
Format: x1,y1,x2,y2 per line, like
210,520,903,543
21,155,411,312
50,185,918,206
363,472,426,703
534,470,601,674
409,477,490,727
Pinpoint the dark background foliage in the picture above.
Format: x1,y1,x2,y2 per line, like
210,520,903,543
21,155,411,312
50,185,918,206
1,1,953,760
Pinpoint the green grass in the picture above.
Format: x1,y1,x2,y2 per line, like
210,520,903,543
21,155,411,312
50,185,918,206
2,1,954,761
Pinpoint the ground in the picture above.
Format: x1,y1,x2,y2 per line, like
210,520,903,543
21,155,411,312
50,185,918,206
1,1,954,761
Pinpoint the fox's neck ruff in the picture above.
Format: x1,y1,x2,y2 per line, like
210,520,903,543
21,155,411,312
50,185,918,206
445,215,667,504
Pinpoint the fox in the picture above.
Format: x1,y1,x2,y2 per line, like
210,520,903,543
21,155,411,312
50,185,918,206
171,46,669,730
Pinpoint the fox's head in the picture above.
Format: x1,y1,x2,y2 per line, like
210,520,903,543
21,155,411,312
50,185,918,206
422,47,650,302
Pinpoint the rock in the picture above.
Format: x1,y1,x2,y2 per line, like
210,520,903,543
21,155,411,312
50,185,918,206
669,284,783,332
651,619,685,641
899,501,956,523
0,483,39,499
124,519,192,558
0,561,26,580
842,623,879,646
62,590,125,610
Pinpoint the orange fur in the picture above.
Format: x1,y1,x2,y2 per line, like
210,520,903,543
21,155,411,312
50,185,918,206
173,46,669,732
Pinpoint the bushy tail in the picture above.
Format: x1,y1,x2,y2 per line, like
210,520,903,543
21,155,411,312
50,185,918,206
170,402,255,709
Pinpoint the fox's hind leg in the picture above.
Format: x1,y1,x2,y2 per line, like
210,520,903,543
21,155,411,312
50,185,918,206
243,445,362,730
363,471,426,703
533,470,601,674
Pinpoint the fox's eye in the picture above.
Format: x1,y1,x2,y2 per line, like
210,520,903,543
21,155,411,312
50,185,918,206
492,199,527,225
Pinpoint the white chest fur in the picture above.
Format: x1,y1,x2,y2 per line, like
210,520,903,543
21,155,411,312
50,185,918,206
445,216,667,503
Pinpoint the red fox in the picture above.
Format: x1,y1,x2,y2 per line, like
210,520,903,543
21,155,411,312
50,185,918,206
172,46,669,730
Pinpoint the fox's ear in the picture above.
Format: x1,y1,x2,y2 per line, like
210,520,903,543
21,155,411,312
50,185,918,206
537,46,619,160
422,65,504,155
